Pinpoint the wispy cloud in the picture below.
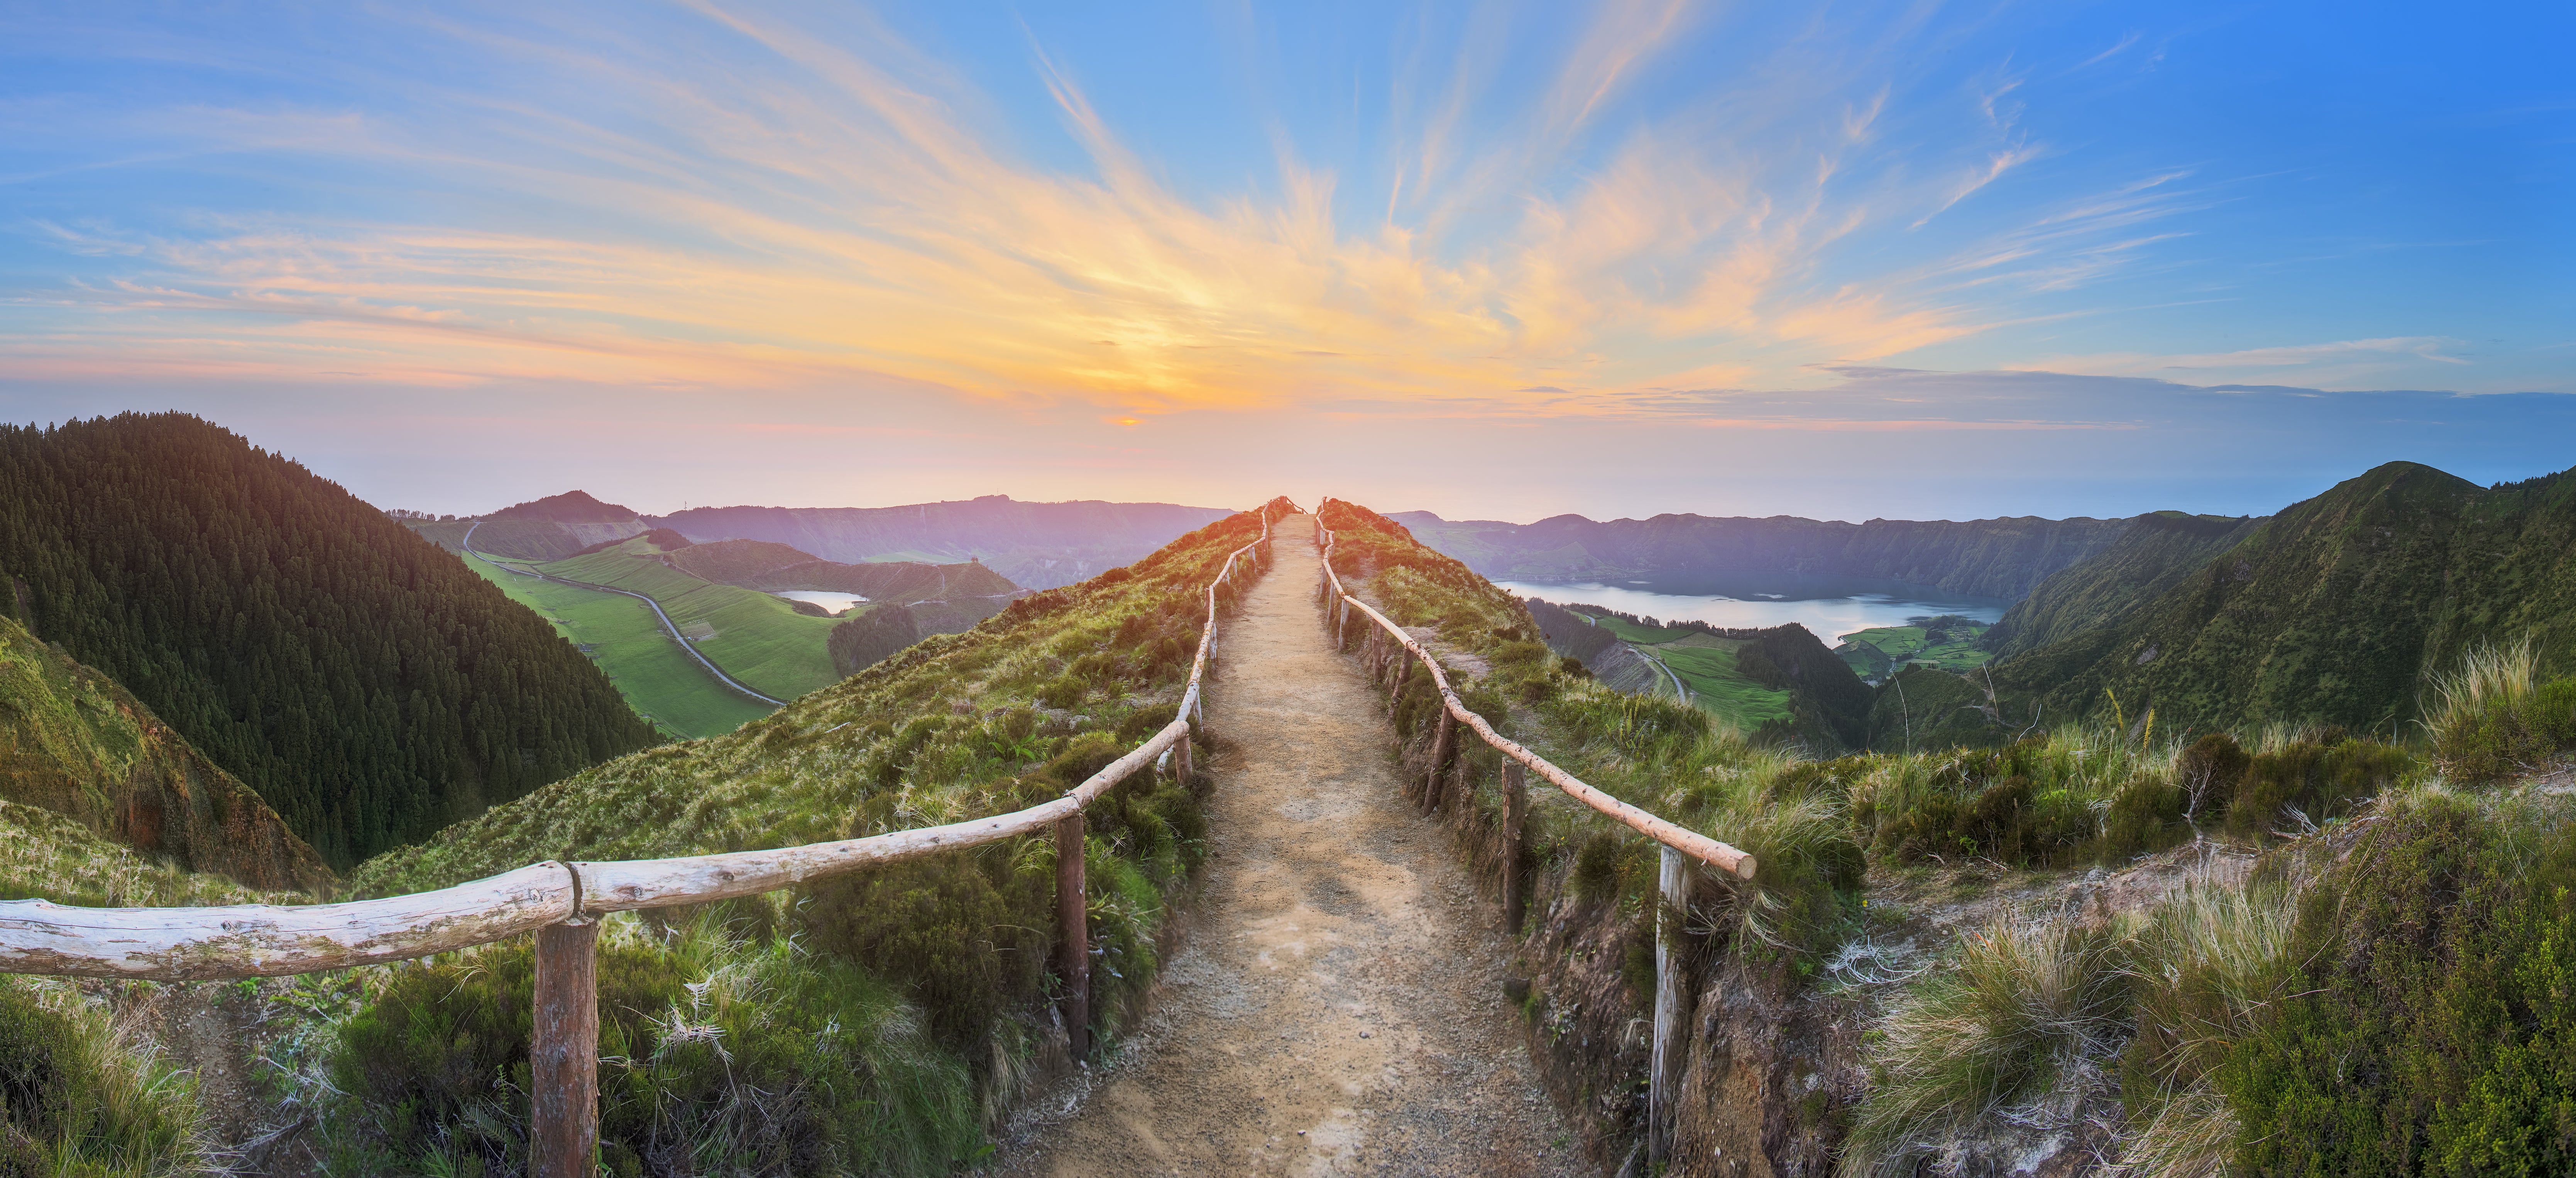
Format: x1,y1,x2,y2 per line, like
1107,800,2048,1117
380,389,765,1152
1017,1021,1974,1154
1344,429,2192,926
2,1,2217,412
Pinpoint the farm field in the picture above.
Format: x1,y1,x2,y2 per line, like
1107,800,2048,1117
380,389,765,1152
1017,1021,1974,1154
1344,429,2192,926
459,551,775,739
536,539,847,701
1834,615,1992,680
1649,639,1795,730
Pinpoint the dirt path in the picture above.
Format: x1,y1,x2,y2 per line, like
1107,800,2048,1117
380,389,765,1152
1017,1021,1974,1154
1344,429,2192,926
1000,515,1591,1177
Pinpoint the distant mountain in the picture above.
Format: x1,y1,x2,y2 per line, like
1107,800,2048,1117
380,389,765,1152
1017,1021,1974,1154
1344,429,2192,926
667,538,1022,635
485,489,642,522
0,612,331,894
649,495,1233,589
0,414,659,866
1391,510,2129,599
1877,460,2576,748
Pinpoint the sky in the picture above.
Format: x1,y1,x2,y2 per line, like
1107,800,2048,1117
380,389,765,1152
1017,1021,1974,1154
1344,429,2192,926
2,1,2570,523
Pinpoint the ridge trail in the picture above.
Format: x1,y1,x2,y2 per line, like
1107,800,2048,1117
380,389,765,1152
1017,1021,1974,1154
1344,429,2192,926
1003,514,1591,1176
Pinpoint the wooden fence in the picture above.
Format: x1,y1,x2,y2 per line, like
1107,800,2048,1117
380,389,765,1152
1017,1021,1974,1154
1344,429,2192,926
0,504,1286,1178
1313,501,1753,1170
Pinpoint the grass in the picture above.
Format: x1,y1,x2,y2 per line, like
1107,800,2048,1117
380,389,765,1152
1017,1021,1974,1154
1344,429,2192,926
460,549,775,739
535,537,845,701
330,499,1297,1166
1835,617,1993,679
1842,915,2135,1176
1650,640,1795,730
2426,636,2576,783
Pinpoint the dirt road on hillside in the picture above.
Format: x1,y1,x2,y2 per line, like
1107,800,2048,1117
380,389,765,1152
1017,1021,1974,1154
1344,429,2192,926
997,514,1592,1178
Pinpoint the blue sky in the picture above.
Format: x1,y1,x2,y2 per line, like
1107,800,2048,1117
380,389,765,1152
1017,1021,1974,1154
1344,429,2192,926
1,1,2568,522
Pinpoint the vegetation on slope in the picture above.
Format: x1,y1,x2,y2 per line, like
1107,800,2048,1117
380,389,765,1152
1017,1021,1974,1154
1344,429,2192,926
527,534,847,701
0,413,656,866
1834,614,1992,680
0,614,331,893
330,499,1297,1173
1522,596,1874,750
458,549,774,739
1981,460,2576,741
1980,510,2260,658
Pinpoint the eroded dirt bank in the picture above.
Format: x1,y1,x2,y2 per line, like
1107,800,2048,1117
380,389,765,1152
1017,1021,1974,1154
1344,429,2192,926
999,515,1592,1177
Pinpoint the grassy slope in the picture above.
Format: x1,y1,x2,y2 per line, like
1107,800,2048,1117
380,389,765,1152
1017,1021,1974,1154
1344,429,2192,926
458,550,774,739
1837,620,1993,677
0,613,333,894
537,539,844,701
350,503,1274,889
1566,610,1800,730
1982,510,2260,659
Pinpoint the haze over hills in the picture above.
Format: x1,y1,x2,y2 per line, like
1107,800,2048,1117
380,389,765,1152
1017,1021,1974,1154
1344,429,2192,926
1392,509,2132,600
651,495,1233,589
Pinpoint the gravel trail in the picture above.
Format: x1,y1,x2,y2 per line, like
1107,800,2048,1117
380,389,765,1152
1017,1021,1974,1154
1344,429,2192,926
999,513,1592,1177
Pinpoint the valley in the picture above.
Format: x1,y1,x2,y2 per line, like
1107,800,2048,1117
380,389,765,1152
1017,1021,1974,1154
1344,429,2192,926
3,438,2574,1177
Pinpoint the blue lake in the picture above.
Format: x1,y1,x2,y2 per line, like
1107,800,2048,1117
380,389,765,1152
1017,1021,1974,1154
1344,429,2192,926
1496,573,2009,646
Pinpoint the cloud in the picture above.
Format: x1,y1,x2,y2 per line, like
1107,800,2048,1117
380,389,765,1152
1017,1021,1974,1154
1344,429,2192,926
2018,336,2476,389
3,2,2225,413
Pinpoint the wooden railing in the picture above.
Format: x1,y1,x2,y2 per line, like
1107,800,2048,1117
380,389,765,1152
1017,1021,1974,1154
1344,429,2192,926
0,502,1288,1177
1312,500,1752,1170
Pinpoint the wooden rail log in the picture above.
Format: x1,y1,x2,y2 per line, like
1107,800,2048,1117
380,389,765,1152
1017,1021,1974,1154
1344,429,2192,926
1330,594,1757,881
575,720,1190,913
0,862,577,980
533,920,600,1178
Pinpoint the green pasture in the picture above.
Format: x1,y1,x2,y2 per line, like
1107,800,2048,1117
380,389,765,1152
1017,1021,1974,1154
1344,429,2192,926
1835,618,1992,678
1573,611,1697,645
1646,640,1795,731
460,551,775,739
538,541,847,702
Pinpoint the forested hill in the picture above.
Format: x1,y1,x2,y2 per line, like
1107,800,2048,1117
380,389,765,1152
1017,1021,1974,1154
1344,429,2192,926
0,413,658,866
1980,510,2263,658
650,495,1232,589
1392,509,2129,599
1886,460,2576,748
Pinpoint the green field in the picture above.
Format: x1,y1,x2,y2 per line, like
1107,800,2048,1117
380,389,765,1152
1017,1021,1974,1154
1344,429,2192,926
1566,611,1798,730
1643,637,1795,730
534,540,847,702
1834,616,1992,679
460,551,775,740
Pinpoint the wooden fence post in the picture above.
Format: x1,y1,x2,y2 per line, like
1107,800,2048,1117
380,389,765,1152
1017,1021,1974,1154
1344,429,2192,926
1649,845,1687,1171
1503,762,1527,935
1056,812,1090,1060
531,919,600,1178
1425,710,1454,811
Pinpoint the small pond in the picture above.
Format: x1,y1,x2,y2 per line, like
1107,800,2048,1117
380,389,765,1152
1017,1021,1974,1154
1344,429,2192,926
770,590,866,615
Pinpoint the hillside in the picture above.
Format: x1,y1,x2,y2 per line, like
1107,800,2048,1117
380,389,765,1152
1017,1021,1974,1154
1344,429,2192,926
0,413,657,866
518,534,847,702
668,537,1021,628
1981,509,2263,657
1524,597,1874,750
1392,508,2126,599
451,490,650,560
328,502,1294,1171
1876,460,2576,748
0,612,331,894
651,494,1232,589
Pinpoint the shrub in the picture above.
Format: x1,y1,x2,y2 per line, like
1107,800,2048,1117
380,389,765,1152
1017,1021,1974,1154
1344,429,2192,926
2213,792,2576,1175
0,979,208,1177
2222,737,2410,838
800,849,1051,1050
1844,916,2134,1174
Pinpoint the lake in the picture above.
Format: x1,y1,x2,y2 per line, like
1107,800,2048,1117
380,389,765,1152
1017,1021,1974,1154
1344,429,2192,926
1496,573,2008,645
771,590,866,614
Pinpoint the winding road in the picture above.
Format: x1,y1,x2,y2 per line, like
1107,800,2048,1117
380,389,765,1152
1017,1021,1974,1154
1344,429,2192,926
460,521,788,707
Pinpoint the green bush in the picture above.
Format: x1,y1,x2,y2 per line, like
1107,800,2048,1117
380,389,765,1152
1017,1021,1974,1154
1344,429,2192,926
2214,793,2576,1175
800,849,1051,1050
2222,737,2410,838
2435,675,2576,784
0,979,208,1177
323,922,979,1176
